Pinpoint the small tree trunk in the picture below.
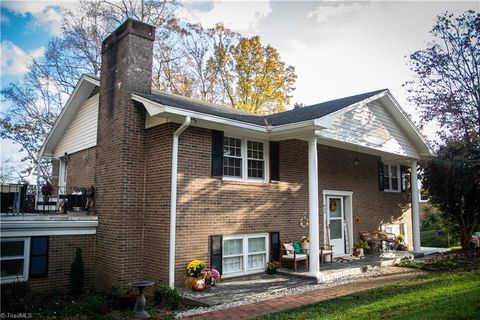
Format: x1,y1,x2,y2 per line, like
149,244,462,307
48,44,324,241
460,230,471,250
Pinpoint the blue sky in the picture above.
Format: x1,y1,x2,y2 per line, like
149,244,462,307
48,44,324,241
1,0,478,179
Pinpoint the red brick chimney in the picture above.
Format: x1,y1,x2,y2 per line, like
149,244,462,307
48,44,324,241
95,19,155,288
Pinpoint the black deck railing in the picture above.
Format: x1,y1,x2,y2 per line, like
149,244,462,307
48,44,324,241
1,184,95,215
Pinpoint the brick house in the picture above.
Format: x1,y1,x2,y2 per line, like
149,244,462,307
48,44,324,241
1,19,432,291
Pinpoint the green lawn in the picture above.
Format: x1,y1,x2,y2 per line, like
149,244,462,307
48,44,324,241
255,271,480,320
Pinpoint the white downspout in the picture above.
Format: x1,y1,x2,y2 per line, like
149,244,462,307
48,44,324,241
169,116,191,288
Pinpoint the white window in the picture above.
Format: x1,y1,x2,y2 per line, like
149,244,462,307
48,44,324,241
1,238,30,283
223,136,267,181
382,223,408,244
384,164,400,192
222,234,268,277
419,189,429,202
223,137,242,178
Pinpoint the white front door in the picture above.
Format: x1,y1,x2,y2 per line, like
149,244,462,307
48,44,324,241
327,196,345,256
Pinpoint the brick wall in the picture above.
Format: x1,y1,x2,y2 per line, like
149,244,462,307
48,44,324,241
66,147,96,188
94,19,155,288
143,123,173,284
165,126,413,284
28,235,96,294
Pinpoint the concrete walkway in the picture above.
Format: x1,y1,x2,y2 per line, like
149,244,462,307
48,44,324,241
181,267,427,320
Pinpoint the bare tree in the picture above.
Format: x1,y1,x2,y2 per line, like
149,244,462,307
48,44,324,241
406,10,480,143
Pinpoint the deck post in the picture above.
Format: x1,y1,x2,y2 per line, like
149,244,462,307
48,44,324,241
308,135,320,277
410,160,421,253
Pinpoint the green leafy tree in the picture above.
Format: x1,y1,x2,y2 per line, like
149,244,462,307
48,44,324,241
421,139,480,249
70,248,85,295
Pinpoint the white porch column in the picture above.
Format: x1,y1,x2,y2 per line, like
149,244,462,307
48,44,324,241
410,160,421,253
308,136,320,277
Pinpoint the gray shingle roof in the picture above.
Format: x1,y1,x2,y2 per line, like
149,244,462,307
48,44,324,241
134,89,388,126
86,72,387,126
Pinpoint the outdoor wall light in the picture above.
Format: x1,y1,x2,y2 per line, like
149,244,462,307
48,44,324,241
353,158,359,167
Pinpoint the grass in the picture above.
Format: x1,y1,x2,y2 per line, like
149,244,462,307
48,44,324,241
255,271,480,320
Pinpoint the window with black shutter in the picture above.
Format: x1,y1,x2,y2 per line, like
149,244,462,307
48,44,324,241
269,142,280,181
29,236,49,278
210,235,223,275
269,232,280,262
378,161,384,191
211,130,224,177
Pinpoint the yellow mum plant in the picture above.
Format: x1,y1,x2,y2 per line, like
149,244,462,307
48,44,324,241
186,259,206,278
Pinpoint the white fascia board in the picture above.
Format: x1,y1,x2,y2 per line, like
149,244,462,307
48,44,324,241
0,215,98,237
132,94,266,133
132,94,166,116
383,92,434,157
269,119,324,132
39,75,100,157
133,94,326,138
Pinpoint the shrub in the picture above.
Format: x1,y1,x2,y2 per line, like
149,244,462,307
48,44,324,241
1,281,31,313
70,248,85,295
154,283,183,310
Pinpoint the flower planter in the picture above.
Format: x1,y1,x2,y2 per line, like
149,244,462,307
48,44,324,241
266,268,277,275
191,278,206,291
353,248,364,257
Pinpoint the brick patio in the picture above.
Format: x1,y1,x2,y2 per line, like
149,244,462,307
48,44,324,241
181,267,427,320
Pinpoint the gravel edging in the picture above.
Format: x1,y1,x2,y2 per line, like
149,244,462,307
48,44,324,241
175,266,402,318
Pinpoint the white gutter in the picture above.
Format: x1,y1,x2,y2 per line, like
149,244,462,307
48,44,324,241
169,116,191,288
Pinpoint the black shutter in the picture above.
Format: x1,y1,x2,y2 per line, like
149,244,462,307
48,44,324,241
30,236,49,278
210,235,223,275
400,166,408,192
269,142,280,181
378,161,385,191
211,130,224,177
269,232,280,262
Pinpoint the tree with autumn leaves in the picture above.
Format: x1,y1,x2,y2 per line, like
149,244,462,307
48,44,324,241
210,35,296,114
407,10,479,249
0,0,296,180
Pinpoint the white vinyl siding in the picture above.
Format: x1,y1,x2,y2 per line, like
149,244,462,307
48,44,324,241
53,95,98,158
321,102,420,158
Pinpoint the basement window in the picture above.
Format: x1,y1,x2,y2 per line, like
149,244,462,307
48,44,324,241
1,238,29,283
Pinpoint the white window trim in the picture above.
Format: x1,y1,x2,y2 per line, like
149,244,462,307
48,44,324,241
384,164,401,193
222,134,269,183
419,189,429,202
1,237,30,283
222,233,269,278
58,157,67,195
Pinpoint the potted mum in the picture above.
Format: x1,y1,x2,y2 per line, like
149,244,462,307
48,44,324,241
353,240,369,257
265,261,281,275
186,259,206,291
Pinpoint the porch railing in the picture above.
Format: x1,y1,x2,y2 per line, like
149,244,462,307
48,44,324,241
1,184,94,215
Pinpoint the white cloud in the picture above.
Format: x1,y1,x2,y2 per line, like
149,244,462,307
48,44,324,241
179,0,272,31
1,12,10,25
0,0,69,35
307,2,367,24
1,41,44,76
